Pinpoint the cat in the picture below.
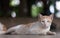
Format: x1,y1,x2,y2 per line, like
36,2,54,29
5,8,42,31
6,14,56,35
0,22,7,34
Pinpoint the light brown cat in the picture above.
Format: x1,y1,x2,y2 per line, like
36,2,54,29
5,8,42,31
6,14,56,35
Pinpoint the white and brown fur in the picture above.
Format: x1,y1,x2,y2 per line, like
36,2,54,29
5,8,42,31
0,23,7,34
6,14,56,35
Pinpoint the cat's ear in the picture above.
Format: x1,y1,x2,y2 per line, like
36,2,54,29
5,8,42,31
49,14,54,20
38,14,43,21
39,14,43,18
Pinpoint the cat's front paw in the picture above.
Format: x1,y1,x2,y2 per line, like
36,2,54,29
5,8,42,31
47,31,56,35
51,32,56,35
39,33,47,35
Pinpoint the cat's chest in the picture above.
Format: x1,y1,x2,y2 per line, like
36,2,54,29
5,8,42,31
29,22,50,34
29,27,50,34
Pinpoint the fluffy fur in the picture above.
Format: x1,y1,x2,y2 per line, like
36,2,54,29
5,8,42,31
0,23,7,34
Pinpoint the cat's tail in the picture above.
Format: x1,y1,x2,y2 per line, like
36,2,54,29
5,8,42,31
5,25,23,34
5,25,20,34
5,27,16,34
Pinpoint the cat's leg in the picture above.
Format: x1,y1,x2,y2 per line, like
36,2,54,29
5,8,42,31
11,32,18,35
39,33,47,35
6,25,23,34
47,31,56,35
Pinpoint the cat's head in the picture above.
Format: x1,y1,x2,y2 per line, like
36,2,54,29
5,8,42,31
38,14,54,28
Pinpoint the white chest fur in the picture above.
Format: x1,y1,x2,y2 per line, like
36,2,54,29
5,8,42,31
29,22,50,34
29,26,50,34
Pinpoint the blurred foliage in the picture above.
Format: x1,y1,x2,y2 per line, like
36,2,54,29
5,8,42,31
31,4,43,18
9,0,20,7
9,0,20,17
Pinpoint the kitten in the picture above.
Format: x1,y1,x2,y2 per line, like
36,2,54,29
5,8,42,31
0,23,7,34
6,14,56,35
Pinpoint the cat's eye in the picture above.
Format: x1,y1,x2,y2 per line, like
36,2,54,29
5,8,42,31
47,21,50,22
42,21,44,22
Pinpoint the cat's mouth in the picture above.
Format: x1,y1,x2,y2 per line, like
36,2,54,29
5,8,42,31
42,25,50,29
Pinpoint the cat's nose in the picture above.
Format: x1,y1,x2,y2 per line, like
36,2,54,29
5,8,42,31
45,24,46,27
